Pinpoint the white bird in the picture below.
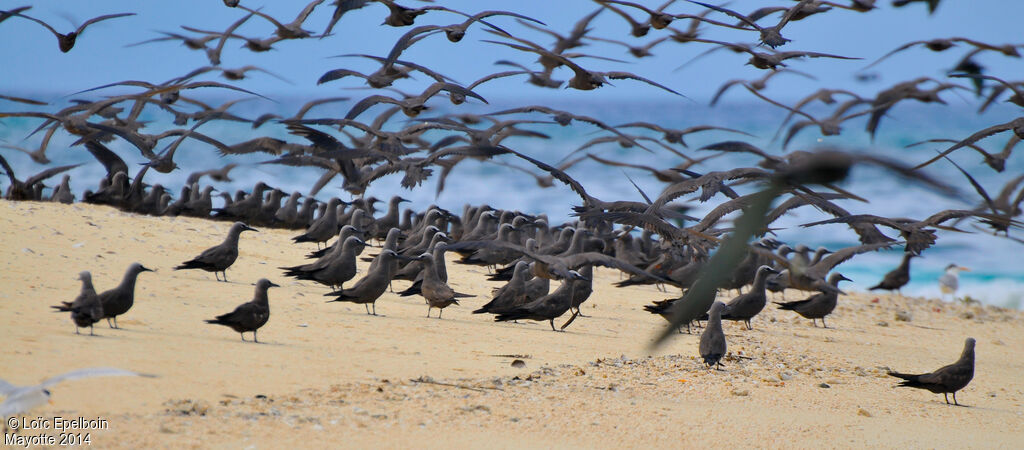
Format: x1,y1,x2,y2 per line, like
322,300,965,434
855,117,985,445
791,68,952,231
1,368,153,419
938,264,969,300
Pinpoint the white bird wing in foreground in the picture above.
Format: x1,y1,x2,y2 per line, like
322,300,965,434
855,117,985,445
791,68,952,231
1,368,154,416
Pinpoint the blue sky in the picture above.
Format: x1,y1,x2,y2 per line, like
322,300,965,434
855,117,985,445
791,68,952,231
1,0,1023,105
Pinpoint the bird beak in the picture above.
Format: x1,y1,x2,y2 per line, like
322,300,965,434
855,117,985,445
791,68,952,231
960,267,970,272
839,275,852,282
269,281,281,288
569,271,590,281
245,225,259,232
140,265,155,272
399,197,410,203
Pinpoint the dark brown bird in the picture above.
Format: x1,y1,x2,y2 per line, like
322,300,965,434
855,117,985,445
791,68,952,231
0,154,81,201
863,37,1020,71
98,263,154,329
495,277,578,331
413,253,474,319
869,253,916,294
888,338,975,406
205,279,279,342
174,222,258,282
685,0,814,48
5,11,135,52
237,0,324,39
775,272,850,327
891,0,941,14
717,265,779,330
699,301,728,369
325,249,400,315
483,36,683,95
912,118,1024,171
51,271,102,335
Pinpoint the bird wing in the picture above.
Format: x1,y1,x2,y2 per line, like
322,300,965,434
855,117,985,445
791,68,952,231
40,367,149,388
505,149,595,208
82,140,130,178
77,13,136,35
603,71,684,96
912,120,1017,170
686,1,762,30
813,241,897,273
22,163,82,188
317,68,369,85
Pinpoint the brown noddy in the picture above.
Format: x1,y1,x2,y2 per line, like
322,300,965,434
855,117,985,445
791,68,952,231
495,277,577,331
888,338,976,406
325,249,400,315
283,236,366,290
98,263,154,328
174,222,258,282
699,301,728,369
414,253,473,319
205,278,279,342
718,265,779,330
50,271,103,335
775,272,850,327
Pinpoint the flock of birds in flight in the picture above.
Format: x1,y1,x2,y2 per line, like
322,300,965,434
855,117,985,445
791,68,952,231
2,0,1019,415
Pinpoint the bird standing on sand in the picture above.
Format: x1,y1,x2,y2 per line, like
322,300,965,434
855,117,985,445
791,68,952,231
699,301,728,369
205,278,278,342
325,249,400,315
718,265,778,330
50,271,102,335
98,263,154,328
495,277,576,331
174,222,258,282
938,264,969,300
775,272,850,327
869,253,917,295
888,337,975,406
414,253,473,319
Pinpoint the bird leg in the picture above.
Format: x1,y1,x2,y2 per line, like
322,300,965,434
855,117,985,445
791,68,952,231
426,306,432,318
75,326,80,335
215,271,222,282
372,303,377,315
952,392,964,406
365,304,371,314
438,308,444,319
240,333,247,342
253,330,259,343
89,325,95,336
745,320,753,330
107,318,115,328
821,318,829,329
549,319,556,331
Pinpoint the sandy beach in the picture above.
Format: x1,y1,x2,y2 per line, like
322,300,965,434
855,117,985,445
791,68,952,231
2,200,1022,448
